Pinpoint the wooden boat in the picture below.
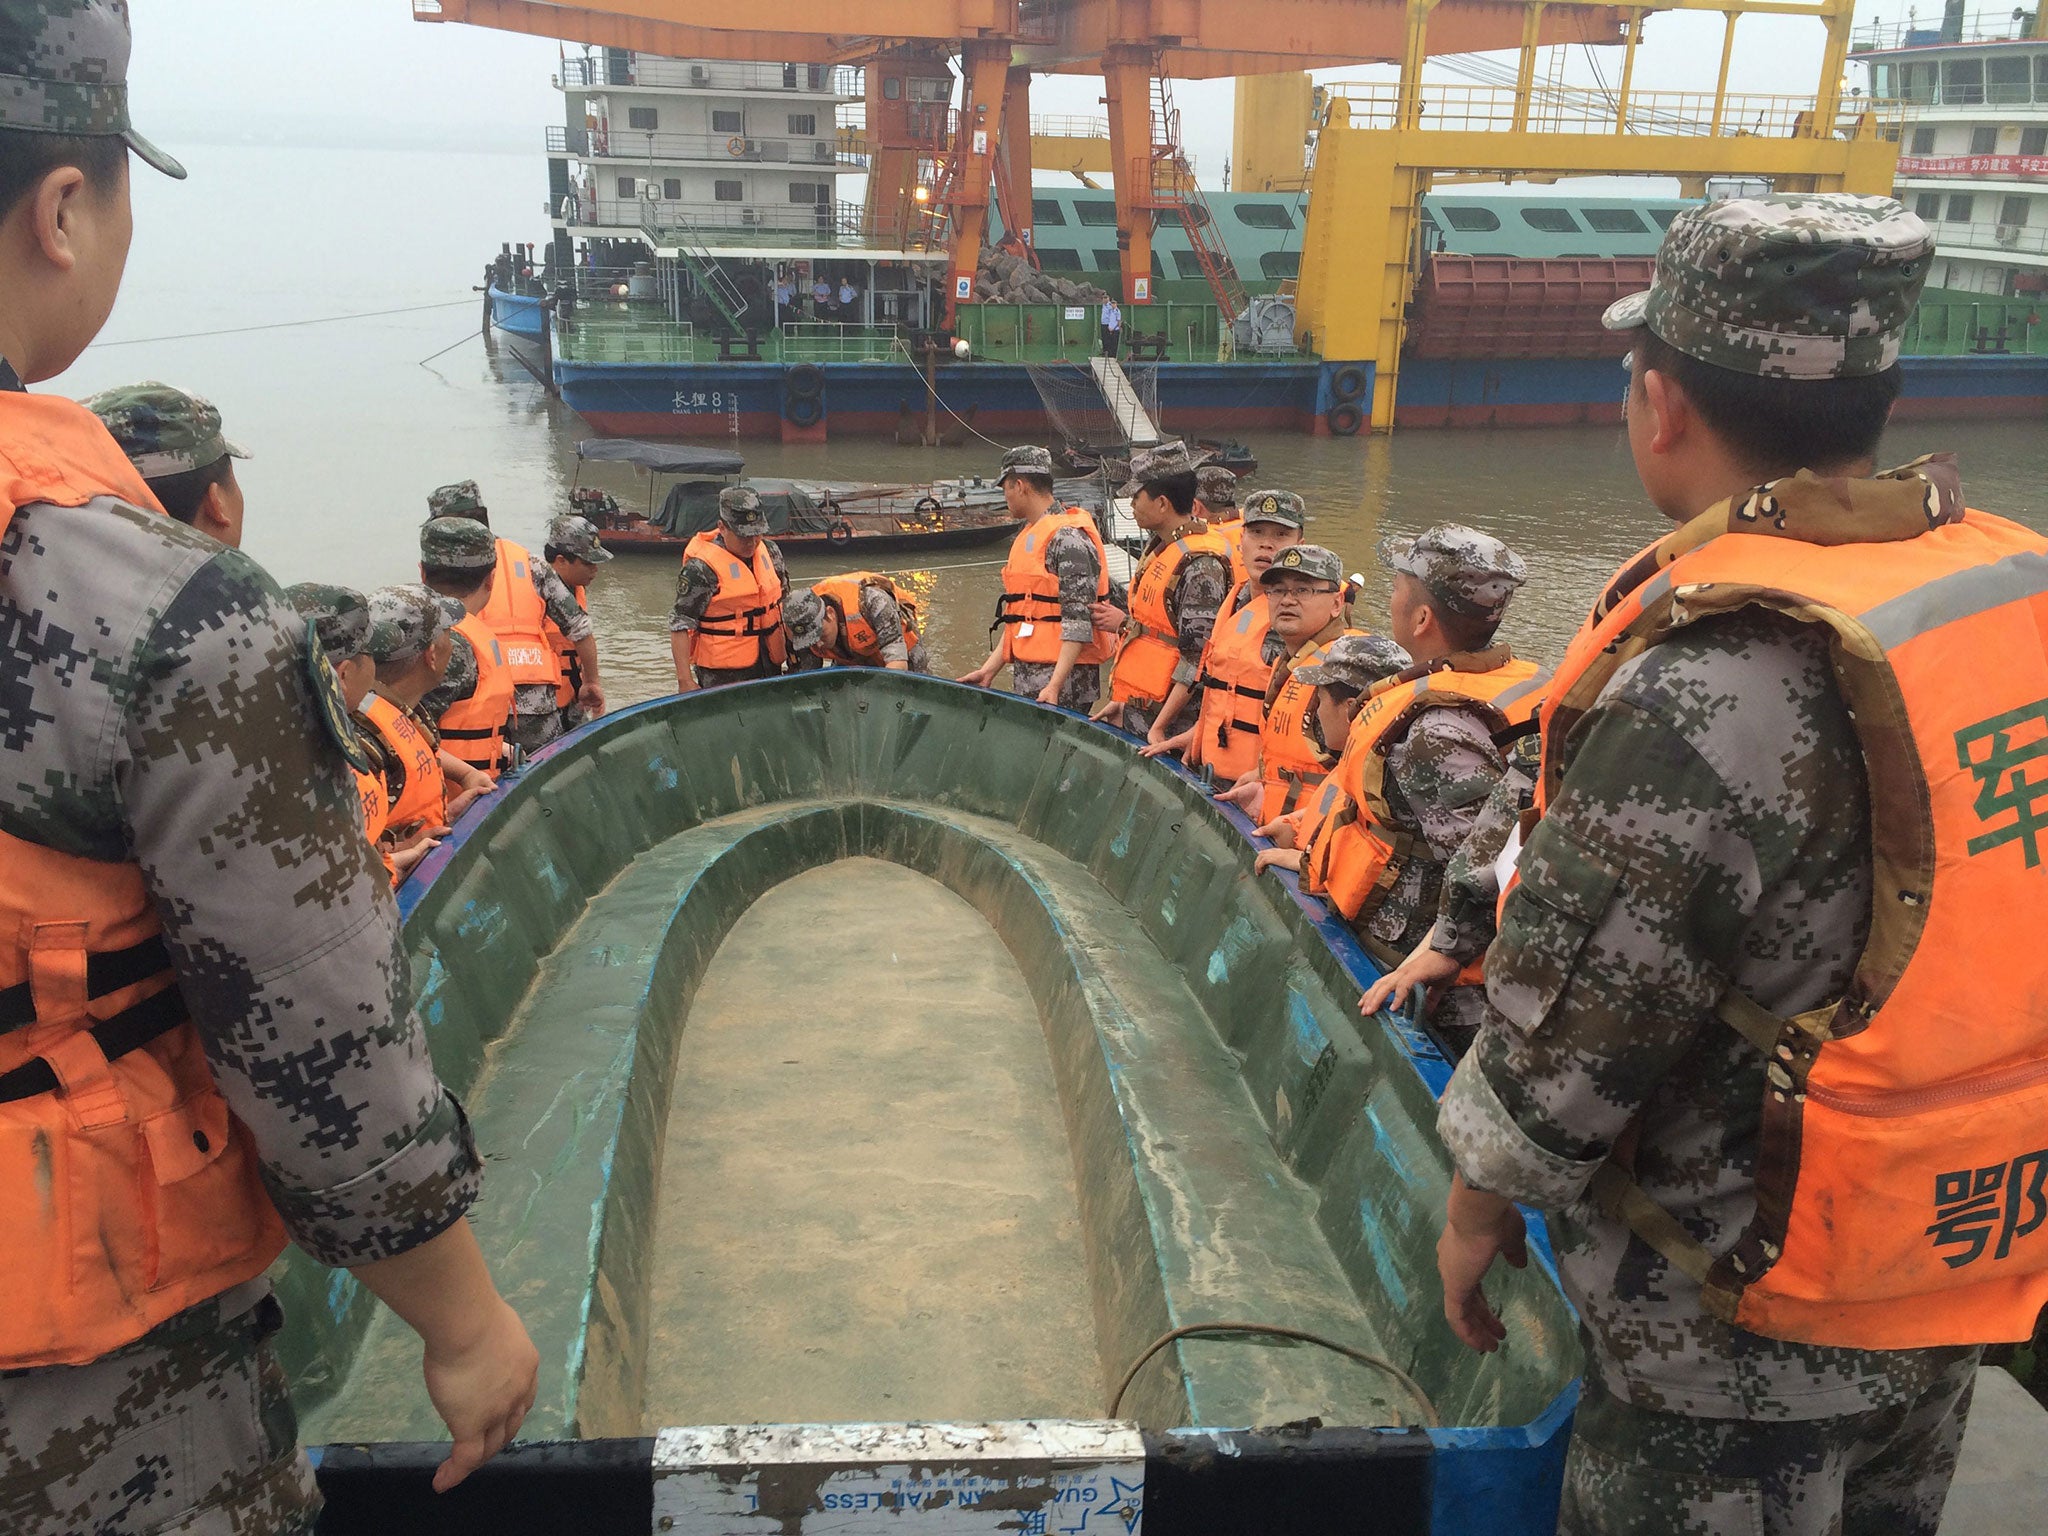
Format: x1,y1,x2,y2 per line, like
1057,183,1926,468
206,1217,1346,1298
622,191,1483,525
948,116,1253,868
569,438,1019,558
286,671,1582,1535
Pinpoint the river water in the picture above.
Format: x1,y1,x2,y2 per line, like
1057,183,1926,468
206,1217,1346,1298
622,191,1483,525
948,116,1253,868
56,145,2048,707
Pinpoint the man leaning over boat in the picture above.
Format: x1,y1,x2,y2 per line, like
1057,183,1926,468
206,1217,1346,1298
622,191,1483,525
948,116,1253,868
783,571,932,674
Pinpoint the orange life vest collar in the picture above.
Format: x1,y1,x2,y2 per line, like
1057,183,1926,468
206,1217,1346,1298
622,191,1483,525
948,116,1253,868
361,693,446,835
437,613,515,774
1258,627,1363,825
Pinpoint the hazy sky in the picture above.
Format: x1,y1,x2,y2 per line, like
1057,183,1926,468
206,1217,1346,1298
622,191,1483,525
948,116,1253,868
132,1,1905,175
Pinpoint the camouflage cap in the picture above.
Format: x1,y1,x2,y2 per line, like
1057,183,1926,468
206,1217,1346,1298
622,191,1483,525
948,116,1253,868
0,1,184,177
782,586,827,651
82,380,247,477
362,584,461,665
1602,194,1933,379
546,512,613,564
1238,487,1306,530
286,582,370,662
999,444,1054,482
1117,440,1198,496
1294,633,1413,693
420,514,498,570
427,480,485,519
1194,464,1238,509
718,483,771,536
1260,543,1345,588
1378,523,1528,623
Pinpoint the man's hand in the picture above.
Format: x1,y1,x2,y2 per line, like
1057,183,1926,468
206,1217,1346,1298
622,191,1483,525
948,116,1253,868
1215,776,1262,815
1089,599,1127,634
1037,680,1070,707
1437,1173,1528,1354
674,672,699,694
1361,943,1464,1017
957,664,996,687
577,682,606,717
1252,847,1301,875
391,836,441,878
445,784,489,821
1089,697,1126,725
420,1297,540,1492
1251,815,1297,849
1141,726,1193,760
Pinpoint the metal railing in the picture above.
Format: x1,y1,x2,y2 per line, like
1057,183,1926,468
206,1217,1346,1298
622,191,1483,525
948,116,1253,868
558,55,860,97
777,323,899,362
1926,218,2048,255
1903,296,2048,355
1326,81,1902,138
1031,114,1110,139
547,124,858,166
553,313,912,366
554,316,698,365
1853,11,2048,51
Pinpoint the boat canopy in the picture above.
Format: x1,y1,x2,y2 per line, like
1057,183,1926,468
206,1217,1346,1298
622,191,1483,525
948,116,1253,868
655,478,837,538
575,439,746,476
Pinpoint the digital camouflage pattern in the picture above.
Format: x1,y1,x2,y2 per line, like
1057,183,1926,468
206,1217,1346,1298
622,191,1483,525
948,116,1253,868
1194,463,1237,510
419,514,495,569
286,582,370,663
83,380,247,479
716,483,770,536
1117,439,1197,496
1239,487,1305,530
1260,542,1344,588
1559,1355,1977,1536
1011,656,1101,712
1429,729,1539,965
1,1284,320,1536
546,512,612,564
998,443,1054,481
781,586,828,651
1601,194,1933,379
362,583,458,663
0,0,184,176
1438,606,1977,1418
1378,523,1528,623
785,578,927,671
0,491,481,1531
669,529,789,635
425,479,483,518
1292,631,1412,694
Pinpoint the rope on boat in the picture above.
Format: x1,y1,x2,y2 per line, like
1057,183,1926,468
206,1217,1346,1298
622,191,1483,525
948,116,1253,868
892,338,1012,451
1108,1321,1441,1427
88,298,481,349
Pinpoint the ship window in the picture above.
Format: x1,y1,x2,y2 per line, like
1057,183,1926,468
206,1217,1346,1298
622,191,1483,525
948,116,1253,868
2023,126,2048,156
1943,58,1984,105
712,110,744,134
883,76,902,100
1915,192,1942,222
2000,196,2030,226
1970,125,1998,154
1032,199,1068,226
2040,54,2048,95
1173,250,1208,277
1093,248,1121,270
1648,207,1683,229
1582,208,1647,234
616,175,636,197
1988,56,2031,104
1521,207,1582,233
1910,125,1936,154
663,178,682,200
1899,61,1938,103
1037,248,1083,271
788,113,817,135
1261,250,1300,278
1155,208,1184,229
1440,205,1501,232
1075,200,1120,226
627,106,658,131
1947,193,1975,223
1233,203,1295,229
714,180,742,201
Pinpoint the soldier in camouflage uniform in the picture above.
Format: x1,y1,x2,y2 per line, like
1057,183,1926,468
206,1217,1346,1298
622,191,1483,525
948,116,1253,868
669,484,791,690
542,512,610,731
1193,461,1238,527
416,513,510,762
960,444,1108,712
428,479,599,752
84,379,249,544
1434,196,1982,1535
782,576,933,674
0,15,537,1525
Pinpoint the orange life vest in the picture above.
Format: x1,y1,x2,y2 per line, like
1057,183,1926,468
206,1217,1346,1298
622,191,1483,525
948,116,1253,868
995,507,1113,666
1110,529,1232,708
1300,654,1543,965
552,582,588,708
360,694,446,835
1188,586,1274,781
683,531,787,670
0,393,286,1368
813,571,922,666
480,536,559,688
1210,516,1248,587
1524,481,2048,1350
352,755,400,885
436,614,514,774
1258,629,1363,824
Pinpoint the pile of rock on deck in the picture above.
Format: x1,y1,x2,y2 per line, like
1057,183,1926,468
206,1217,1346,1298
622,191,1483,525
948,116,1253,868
973,249,1113,306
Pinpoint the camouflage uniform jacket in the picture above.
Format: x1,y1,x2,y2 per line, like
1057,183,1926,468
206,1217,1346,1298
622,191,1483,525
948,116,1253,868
667,536,789,633
1428,732,1538,965
516,558,589,721
420,625,480,724
1438,607,1974,1419
788,580,915,669
0,477,481,1277
1042,523,1105,647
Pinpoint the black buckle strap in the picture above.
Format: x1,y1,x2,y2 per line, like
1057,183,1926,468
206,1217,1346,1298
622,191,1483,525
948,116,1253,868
0,935,170,1032
0,985,188,1105
438,724,498,741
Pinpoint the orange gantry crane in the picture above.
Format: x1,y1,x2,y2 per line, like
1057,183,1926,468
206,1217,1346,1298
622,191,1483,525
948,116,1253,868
414,0,1631,320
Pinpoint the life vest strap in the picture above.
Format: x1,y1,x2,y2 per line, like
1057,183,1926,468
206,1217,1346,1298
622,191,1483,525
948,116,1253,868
0,984,188,1105
697,606,779,637
437,724,498,741
0,934,171,1032
1588,1161,1717,1286
1715,987,1791,1055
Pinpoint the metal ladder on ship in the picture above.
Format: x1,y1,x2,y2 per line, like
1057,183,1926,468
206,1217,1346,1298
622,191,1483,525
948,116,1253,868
643,212,749,332
1088,355,1163,448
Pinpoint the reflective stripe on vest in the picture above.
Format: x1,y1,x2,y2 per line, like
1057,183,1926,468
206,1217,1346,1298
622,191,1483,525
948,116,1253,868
437,614,515,773
1527,500,2048,1351
1300,655,1542,932
683,531,787,671
814,571,920,666
1110,530,1232,708
996,507,1112,666
1189,585,1273,781
362,693,446,833
0,395,285,1367
1258,630,1363,825
481,537,559,687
